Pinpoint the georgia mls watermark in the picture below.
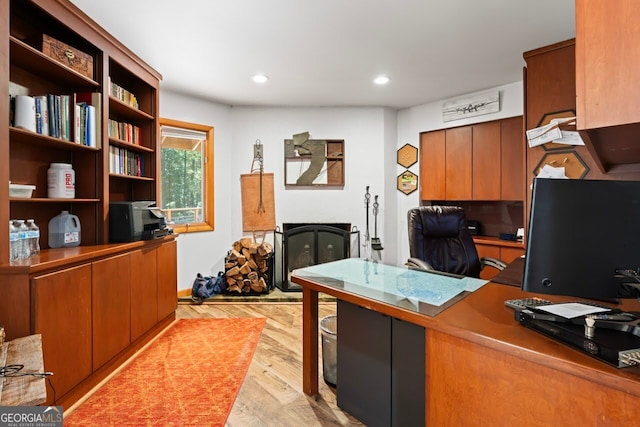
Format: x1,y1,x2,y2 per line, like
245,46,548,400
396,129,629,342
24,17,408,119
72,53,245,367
0,406,62,427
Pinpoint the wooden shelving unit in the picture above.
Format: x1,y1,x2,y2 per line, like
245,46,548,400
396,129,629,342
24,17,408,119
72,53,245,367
0,0,176,409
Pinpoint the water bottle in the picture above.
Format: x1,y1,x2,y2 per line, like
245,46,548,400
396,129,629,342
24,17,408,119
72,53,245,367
14,219,29,259
9,221,18,261
26,219,40,256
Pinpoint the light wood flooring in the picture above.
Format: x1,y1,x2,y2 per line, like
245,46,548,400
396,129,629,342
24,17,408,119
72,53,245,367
177,301,364,426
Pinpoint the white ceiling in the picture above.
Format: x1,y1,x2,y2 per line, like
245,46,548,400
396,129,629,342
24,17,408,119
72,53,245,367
69,0,576,109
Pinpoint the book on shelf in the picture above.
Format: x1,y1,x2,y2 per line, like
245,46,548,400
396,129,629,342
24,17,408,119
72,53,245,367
46,94,70,141
109,145,143,177
47,94,57,137
60,95,70,141
10,93,72,141
34,95,49,136
108,77,139,109
75,92,102,148
108,119,141,145
34,96,42,134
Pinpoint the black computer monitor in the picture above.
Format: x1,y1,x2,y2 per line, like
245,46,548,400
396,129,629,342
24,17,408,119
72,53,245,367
523,178,640,301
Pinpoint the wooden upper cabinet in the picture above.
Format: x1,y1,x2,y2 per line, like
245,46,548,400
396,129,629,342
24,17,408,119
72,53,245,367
574,0,640,172
575,0,640,130
419,117,524,203
419,130,446,200
472,121,501,200
445,126,472,200
500,116,524,201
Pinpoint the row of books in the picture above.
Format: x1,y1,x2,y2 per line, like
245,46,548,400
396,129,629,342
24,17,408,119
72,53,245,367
10,92,101,148
109,146,144,177
108,78,139,109
108,119,141,145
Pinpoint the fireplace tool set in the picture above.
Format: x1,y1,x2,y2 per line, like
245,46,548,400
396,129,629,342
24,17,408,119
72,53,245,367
364,186,383,251
371,195,383,250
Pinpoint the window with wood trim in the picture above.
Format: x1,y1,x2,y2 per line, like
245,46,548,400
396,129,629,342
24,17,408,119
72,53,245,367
159,118,214,233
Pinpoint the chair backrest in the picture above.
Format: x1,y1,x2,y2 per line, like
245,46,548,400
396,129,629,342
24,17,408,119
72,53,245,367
407,205,481,278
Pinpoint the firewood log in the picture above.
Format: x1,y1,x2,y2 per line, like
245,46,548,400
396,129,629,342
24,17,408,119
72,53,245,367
239,262,252,275
226,266,240,277
250,280,264,293
242,247,251,259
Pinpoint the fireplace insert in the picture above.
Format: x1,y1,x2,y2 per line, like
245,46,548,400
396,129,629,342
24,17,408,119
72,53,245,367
274,223,360,291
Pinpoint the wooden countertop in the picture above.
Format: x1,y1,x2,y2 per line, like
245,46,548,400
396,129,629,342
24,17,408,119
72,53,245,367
432,282,640,397
0,234,177,274
473,235,525,248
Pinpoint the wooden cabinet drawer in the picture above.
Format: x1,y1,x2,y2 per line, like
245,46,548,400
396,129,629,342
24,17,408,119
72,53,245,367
32,264,92,404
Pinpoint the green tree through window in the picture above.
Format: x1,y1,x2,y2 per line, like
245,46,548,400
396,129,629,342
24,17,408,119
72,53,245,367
160,119,214,233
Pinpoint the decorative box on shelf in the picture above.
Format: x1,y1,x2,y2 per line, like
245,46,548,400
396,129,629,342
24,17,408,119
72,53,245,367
41,34,93,79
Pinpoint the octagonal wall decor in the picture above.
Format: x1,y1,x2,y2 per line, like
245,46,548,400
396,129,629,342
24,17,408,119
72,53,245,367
397,144,418,168
397,170,418,195
533,150,589,179
536,109,577,151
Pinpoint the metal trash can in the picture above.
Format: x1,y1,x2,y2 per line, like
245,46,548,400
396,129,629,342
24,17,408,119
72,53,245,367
320,315,337,386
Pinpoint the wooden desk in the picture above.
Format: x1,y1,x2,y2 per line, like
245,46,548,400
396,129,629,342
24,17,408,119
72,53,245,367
292,259,640,426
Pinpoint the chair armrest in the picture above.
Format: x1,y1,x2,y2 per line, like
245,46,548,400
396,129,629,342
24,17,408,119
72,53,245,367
480,257,507,271
405,257,435,272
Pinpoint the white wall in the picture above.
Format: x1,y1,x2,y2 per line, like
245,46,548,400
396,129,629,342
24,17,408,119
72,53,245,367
394,81,524,266
161,82,523,290
231,107,395,263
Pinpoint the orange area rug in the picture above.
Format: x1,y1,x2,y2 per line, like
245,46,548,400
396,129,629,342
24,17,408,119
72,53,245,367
64,317,266,426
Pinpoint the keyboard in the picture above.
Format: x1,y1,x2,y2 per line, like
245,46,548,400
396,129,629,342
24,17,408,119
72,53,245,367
504,297,554,311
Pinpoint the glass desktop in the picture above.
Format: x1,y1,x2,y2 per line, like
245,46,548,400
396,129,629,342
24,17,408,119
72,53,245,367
293,258,488,316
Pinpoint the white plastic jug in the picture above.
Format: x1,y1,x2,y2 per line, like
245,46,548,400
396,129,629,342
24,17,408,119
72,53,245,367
48,211,81,248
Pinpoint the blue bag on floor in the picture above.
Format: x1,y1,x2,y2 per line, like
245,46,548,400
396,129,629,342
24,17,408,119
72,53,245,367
191,272,226,303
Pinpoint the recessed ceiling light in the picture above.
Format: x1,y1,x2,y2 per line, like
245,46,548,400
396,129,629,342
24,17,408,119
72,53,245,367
373,75,390,85
252,74,269,83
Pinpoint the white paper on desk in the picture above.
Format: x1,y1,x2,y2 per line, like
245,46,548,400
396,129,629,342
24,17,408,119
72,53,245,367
537,303,611,319
536,164,569,179
526,123,562,147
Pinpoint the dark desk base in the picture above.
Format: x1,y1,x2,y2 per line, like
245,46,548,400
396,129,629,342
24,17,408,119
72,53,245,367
337,300,425,427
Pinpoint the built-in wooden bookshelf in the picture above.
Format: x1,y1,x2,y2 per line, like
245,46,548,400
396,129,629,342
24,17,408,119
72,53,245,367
0,0,175,409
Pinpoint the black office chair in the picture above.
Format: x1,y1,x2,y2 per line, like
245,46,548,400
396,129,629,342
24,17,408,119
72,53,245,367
406,206,506,278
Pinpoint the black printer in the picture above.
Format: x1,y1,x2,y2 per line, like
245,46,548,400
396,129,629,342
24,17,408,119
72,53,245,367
109,201,172,243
